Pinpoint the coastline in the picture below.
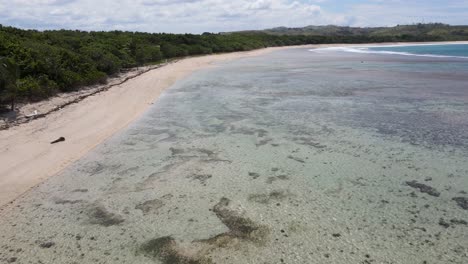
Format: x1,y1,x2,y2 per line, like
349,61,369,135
0,41,467,208
0,46,288,208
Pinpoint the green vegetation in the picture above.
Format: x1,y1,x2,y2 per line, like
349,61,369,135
244,23,468,40
0,57,19,110
1,23,467,110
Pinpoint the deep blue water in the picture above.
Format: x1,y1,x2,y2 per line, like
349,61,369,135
369,44,468,58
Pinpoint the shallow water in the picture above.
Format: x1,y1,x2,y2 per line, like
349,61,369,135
370,44,468,58
316,43,468,59
1,48,468,264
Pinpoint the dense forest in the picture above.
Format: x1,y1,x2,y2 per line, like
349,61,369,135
1,23,467,110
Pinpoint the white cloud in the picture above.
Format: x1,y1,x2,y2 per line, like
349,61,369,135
1,0,466,33
0,0,349,33
11,0,76,5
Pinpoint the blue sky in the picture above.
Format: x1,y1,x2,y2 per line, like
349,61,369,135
1,0,467,33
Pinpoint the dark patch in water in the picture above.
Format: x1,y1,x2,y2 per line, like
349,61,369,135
54,199,83,205
140,236,212,264
82,162,105,175
287,155,305,164
206,123,227,133
194,148,215,156
256,138,273,147
188,174,212,185
350,106,468,150
135,199,164,214
405,181,440,197
39,241,55,248
229,126,268,138
197,198,269,246
213,198,258,239
87,205,124,226
450,219,467,225
266,175,289,184
170,147,185,156
139,198,268,262
292,137,326,149
248,172,260,179
72,189,88,193
248,190,289,204
117,166,139,176
79,162,121,175
452,197,468,210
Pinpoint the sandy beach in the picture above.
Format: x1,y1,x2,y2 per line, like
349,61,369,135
0,46,295,207
1,41,467,208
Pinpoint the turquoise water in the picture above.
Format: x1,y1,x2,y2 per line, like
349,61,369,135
369,44,468,58
315,44,468,60
0,47,467,263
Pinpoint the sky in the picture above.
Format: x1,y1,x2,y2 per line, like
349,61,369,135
1,0,467,33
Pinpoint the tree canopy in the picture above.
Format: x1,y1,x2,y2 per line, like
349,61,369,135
1,23,467,110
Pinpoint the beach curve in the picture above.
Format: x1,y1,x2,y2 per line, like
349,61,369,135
0,47,289,208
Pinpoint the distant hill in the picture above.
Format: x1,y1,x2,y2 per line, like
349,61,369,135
237,23,468,40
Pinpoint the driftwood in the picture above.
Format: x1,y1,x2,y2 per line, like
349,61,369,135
1,61,178,130
50,137,65,144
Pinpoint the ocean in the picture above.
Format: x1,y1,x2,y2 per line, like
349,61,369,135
1,44,467,263
369,44,468,58
316,43,468,59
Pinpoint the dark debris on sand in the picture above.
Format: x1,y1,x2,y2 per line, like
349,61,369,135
50,137,65,144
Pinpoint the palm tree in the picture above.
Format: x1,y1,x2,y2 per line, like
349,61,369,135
0,57,19,111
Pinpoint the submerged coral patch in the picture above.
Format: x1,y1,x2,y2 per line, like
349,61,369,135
140,236,212,264
248,190,289,204
405,180,440,197
452,197,468,210
87,205,124,226
135,199,164,214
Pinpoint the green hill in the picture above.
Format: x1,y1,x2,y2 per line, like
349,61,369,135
241,23,468,40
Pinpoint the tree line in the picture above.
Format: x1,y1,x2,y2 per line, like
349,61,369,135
1,24,467,111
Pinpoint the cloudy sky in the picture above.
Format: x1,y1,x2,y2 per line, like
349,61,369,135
1,0,467,33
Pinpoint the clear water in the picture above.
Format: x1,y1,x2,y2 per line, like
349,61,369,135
1,48,467,264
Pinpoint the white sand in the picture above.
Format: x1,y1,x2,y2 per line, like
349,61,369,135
1,41,467,207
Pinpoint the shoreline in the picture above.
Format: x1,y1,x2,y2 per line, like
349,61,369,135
0,62,177,130
0,41,467,208
0,46,289,208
